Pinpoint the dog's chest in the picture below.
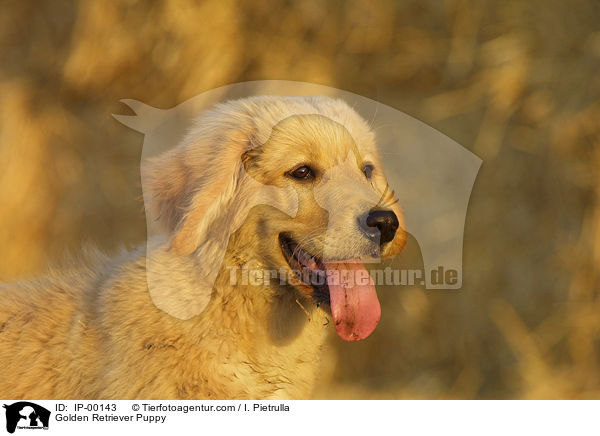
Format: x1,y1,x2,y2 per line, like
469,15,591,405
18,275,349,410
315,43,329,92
176,317,328,400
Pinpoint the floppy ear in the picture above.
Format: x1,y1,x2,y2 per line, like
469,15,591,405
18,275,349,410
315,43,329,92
140,124,254,319
143,146,191,238
141,110,299,319
143,126,251,258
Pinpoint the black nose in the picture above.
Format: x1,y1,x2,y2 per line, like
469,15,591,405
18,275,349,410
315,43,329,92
359,209,399,245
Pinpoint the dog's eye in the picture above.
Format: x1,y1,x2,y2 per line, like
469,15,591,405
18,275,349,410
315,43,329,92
289,165,314,180
363,164,374,179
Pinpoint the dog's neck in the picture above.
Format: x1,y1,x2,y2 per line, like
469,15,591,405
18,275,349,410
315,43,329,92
206,262,330,399
213,255,331,346
141,240,330,397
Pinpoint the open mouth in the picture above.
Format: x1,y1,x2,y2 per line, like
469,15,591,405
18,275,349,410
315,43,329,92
278,233,382,342
279,234,330,304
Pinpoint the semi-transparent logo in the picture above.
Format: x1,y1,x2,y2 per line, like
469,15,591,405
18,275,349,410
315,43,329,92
114,81,481,320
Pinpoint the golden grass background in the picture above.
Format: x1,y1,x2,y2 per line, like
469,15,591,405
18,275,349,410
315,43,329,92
1,0,599,398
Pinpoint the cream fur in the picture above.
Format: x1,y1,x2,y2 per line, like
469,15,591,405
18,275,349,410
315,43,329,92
0,96,405,399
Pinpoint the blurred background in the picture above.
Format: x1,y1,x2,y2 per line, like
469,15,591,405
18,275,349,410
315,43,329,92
1,0,599,398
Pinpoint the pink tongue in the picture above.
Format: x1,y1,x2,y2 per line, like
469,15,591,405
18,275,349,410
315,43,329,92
324,259,381,341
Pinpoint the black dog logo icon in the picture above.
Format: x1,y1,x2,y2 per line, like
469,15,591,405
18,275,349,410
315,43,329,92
3,402,50,433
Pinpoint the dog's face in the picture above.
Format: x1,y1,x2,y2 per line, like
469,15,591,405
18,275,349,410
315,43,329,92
242,113,405,268
146,97,406,339
241,113,406,340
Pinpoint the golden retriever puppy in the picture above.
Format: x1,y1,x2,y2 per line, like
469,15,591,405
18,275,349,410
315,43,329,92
0,96,406,399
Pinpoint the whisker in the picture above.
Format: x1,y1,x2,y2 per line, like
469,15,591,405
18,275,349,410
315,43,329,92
374,183,400,209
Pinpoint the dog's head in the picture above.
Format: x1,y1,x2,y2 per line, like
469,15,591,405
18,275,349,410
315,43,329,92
145,96,406,340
